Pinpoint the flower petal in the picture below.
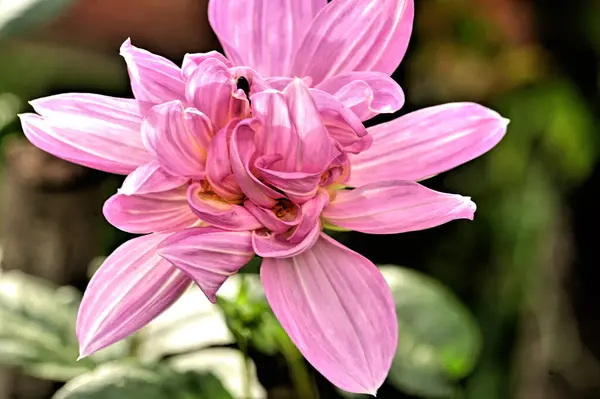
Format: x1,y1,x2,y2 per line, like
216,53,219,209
158,227,254,303
291,0,414,85
142,101,211,179
310,88,371,154
261,234,397,394
252,225,320,259
252,189,328,258
255,156,321,204
185,58,249,132
316,72,405,121
103,186,197,234
19,111,150,175
120,161,188,196
244,200,301,234
288,189,329,244
208,0,327,76
282,79,339,173
206,120,244,201
251,90,297,168
321,153,351,187
322,181,476,234
230,121,282,208
120,39,185,107
181,51,232,81
252,81,339,174
187,182,262,231
77,233,192,357
30,93,142,131
349,103,509,185
266,76,313,91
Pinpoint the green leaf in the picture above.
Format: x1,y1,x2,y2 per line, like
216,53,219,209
216,275,281,356
0,270,96,380
0,0,76,39
53,363,234,399
380,266,482,398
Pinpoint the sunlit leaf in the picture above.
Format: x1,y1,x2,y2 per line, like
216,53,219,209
139,286,234,362
0,270,95,380
168,348,266,399
0,0,76,38
53,363,234,399
380,266,482,398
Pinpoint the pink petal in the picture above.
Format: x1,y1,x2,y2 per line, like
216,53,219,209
261,234,397,394
30,93,142,132
206,120,244,202
158,227,254,302
185,58,249,132
252,80,338,174
291,0,414,85
19,111,150,175
120,161,188,196
181,51,232,81
244,200,301,234
208,0,327,76
252,189,328,258
316,72,405,121
142,101,212,179
310,88,372,154
251,90,298,170
288,189,329,244
103,186,197,234
77,233,192,357
321,153,351,187
187,182,262,231
120,39,185,108
349,103,509,186
282,79,339,173
322,181,476,234
252,225,320,259
266,76,314,91
230,121,282,208
254,156,320,204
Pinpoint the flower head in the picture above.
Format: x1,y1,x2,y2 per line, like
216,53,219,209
19,0,508,395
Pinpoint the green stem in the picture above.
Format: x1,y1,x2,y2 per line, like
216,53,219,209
275,329,318,399
239,337,252,399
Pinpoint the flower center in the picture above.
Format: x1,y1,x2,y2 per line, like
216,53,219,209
272,199,296,220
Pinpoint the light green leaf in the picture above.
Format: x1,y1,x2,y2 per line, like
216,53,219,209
168,348,265,399
53,363,234,399
0,270,95,380
0,0,76,38
380,266,481,398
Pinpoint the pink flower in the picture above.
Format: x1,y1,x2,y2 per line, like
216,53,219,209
18,0,508,395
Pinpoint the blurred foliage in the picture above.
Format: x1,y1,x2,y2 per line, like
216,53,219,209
217,273,278,356
405,1,600,399
0,271,237,398
0,270,94,381
381,266,481,398
0,0,75,39
53,363,233,399
0,266,481,398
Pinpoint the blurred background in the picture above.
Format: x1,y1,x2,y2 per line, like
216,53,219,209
0,0,599,398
